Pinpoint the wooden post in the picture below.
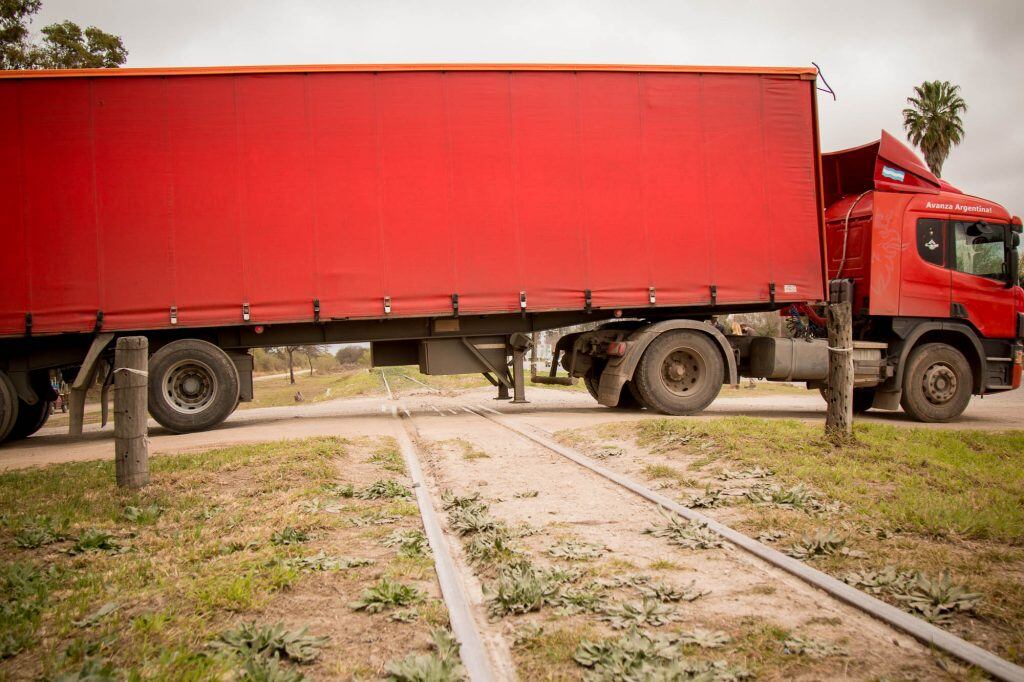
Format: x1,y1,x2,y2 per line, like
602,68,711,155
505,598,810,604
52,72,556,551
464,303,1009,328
114,336,149,488
825,280,854,442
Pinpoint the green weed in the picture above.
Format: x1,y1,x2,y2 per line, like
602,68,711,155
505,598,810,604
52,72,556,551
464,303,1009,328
350,578,424,614
385,629,465,682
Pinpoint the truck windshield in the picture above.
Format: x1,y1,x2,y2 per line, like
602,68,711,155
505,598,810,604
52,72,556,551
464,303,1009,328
953,221,1006,280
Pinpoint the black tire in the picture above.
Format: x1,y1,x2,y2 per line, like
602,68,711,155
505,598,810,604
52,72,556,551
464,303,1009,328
900,343,972,423
633,330,724,415
7,399,51,440
148,339,240,433
852,388,875,414
584,362,644,409
819,387,875,413
0,371,19,443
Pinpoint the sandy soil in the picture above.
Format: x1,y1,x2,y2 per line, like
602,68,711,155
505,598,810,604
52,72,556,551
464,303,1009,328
402,397,946,679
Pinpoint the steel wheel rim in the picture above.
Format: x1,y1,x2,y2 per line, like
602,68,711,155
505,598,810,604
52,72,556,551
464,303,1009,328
162,359,218,414
658,347,705,397
921,362,957,405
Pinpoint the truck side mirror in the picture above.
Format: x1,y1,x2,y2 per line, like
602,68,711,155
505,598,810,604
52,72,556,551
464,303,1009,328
1009,245,1020,289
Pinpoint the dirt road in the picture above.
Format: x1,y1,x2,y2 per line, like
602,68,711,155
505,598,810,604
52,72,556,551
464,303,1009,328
1,385,1020,471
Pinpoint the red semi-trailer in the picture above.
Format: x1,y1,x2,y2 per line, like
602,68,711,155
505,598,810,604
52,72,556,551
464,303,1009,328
0,64,1020,443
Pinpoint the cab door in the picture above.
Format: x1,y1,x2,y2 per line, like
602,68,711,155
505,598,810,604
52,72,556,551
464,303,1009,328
899,215,951,318
950,219,1017,339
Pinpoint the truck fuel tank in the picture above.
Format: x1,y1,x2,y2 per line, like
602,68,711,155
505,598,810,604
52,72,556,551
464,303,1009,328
748,337,828,382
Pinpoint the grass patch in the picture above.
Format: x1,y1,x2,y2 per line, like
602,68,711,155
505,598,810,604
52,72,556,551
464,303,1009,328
369,441,405,473
595,417,1024,664
641,464,694,487
627,418,1024,543
512,624,597,680
0,436,446,679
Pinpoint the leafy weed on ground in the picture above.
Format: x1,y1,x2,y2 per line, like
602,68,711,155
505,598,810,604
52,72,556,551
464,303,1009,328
386,629,466,682
351,578,424,614
644,513,723,550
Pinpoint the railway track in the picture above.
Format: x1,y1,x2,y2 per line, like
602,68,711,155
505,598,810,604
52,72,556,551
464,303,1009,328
386,392,1024,682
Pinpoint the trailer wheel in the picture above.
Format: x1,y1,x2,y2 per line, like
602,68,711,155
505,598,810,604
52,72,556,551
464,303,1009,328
6,399,51,441
633,330,723,415
149,339,239,433
583,364,644,409
900,343,971,423
0,372,19,443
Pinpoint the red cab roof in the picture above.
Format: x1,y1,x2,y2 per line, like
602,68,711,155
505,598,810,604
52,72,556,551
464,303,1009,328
821,130,962,206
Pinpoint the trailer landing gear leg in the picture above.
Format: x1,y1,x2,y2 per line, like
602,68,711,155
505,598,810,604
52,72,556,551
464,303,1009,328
495,383,510,400
510,333,531,404
69,333,114,436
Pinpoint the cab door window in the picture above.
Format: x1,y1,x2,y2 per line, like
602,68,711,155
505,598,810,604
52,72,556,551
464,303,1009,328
916,218,945,266
952,220,1006,280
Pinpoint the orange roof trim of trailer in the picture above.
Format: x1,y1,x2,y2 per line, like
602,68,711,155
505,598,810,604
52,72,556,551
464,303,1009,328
0,62,819,79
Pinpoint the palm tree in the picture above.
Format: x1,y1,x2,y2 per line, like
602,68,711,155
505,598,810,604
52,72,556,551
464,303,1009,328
902,81,967,178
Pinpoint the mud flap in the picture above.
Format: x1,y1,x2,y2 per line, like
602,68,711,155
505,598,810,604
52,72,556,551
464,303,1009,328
871,389,902,411
597,357,630,407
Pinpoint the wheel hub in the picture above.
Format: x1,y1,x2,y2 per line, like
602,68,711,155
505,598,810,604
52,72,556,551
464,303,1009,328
667,361,688,381
922,363,957,405
163,360,218,414
661,349,703,396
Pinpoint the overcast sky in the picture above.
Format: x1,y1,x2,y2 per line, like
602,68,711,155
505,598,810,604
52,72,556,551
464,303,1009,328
34,0,1023,210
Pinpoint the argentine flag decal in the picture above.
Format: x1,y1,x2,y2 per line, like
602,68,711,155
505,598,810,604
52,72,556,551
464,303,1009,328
881,165,906,182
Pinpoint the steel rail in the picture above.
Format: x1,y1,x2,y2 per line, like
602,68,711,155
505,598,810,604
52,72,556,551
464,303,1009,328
392,411,496,682
464,405,1024,682
397,374,442,393
379,370,394,400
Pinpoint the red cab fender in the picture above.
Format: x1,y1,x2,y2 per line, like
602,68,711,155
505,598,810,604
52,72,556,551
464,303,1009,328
886,319,987,396
597,320,739,407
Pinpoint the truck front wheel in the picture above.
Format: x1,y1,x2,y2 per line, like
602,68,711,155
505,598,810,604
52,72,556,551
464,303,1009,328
900,343,972,423
633,330,724,416
148,339,240,433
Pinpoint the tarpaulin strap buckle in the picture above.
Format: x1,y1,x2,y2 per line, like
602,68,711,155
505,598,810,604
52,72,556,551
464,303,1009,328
93,310,104,333
769,282,776,304
242,303,250,321
383,296,392,315
169,306,178,325
584,289,592,313
313,299,320,323
709,285,717,306
451,293,459,317
24,312,32,337
648,287,656,305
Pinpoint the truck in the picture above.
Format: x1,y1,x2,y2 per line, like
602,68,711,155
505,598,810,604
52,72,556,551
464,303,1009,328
0,63,1020,443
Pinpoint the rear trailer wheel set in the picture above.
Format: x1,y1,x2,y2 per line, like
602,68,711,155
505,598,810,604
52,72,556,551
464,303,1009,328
632,330,725,415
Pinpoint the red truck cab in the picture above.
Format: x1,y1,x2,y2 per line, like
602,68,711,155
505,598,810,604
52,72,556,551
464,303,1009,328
821,131,1023,417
